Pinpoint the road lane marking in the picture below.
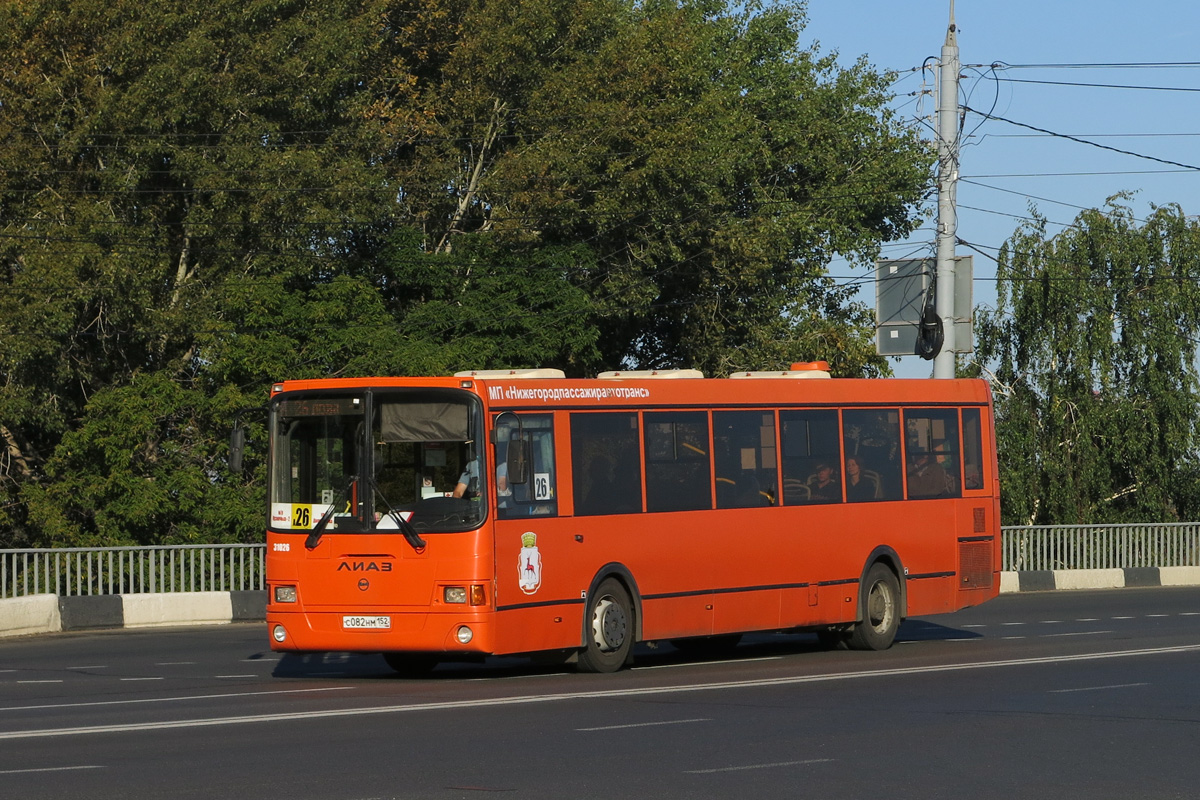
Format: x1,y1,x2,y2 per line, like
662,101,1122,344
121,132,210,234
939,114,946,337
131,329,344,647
1043,630,1113,638
155,662,195,666
684,759,834,773
0,765,105,775
577,718,710,731
119,677,164,682
634,656,783,670
0,686,354,713
214,675,256,679
1049,683,1148,693
4,644,1200,741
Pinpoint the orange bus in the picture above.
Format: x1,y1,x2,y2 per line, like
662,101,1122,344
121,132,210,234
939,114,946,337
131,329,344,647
260,363,1000,673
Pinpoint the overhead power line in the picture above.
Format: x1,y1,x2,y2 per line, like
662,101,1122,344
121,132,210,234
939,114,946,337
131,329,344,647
961,106,1200,172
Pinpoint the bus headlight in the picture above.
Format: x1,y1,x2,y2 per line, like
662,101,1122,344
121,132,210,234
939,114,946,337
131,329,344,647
272,625,288,643
274,585,297,603
443,586,467,604
456,626,474,644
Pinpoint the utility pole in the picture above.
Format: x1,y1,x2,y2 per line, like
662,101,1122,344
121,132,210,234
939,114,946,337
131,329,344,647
933,2,960,378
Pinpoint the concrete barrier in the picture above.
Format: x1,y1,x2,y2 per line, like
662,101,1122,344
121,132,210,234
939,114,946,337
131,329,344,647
0,594,62,637
122,591,234,628
0,591,266,638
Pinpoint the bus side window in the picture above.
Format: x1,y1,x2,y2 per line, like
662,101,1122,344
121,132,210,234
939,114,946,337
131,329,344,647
903,409,962,500
644,411,711,513
962,408,984,490
780,409,842,505
495,414,558,519
842,409,903,501
570,412,642,516
714,411,778,508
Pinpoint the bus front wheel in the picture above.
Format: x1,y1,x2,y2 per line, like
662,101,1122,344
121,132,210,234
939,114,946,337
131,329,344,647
846,563,901,651
577,577,634,673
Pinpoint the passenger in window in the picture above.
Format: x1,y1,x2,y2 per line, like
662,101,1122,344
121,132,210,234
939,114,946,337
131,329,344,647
907,448,955,498
808,463,840,502
845,457,881,501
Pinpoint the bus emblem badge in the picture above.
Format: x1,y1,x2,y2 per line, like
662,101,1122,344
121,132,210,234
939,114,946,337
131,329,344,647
518,532,543,595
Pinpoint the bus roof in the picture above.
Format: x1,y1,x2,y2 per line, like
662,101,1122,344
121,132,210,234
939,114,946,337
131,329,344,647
270,373,994,409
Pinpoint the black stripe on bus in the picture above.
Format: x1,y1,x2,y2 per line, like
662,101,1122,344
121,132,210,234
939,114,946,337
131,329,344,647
958,535,994,542
644,581,813,601
496,597,586,613
906,571,956,580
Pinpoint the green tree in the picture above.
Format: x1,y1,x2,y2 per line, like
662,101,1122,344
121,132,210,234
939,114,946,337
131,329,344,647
378,0,931,375
974,200,1200,525
1,0,931,547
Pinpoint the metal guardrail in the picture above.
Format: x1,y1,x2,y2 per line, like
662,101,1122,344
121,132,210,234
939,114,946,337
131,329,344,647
0,544,265,599
2,524,1199,599
1001,523,1200,572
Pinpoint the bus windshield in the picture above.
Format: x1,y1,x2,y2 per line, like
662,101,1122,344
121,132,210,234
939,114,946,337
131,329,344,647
269,391,486,535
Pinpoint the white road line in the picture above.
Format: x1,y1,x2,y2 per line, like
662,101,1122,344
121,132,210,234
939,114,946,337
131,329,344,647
16,680,62,684
0,686,354,713
119,677,164,682
633,656,783,670
68,666,107,670
684,759,834,774
0,765,105,775
214,675,256,679
4,643,1200,741
1147,614,1169,618
1043,630,1113,638
1112,616,1135,620
155,662,195,666
1075,618,1100,622
1049,682,1148,693
577,718,711,731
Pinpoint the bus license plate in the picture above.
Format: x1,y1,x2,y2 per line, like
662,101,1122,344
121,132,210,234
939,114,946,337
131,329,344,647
342,615,391,630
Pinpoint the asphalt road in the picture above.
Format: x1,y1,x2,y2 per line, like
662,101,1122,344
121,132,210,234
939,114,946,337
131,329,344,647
2,588,1200,800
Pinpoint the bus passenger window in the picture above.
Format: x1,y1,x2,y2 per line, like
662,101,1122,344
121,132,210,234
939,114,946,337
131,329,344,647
780,409,842,505
493,414,558,519
571,413,642,516
903,409,962,499
842,410,902,501
962,408,984,490
714,411,778,508
644,412,711,513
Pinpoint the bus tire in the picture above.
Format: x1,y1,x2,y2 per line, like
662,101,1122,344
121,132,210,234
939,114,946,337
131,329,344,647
383,652,438,677
846,563,901,651
577,577,634,673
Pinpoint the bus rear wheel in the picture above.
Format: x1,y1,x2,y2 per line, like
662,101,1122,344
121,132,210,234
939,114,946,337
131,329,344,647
846,563,901,651
577,578,634,673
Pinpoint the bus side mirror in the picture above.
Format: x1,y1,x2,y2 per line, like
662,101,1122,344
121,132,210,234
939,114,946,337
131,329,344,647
507,439,530,486
229,425,246,475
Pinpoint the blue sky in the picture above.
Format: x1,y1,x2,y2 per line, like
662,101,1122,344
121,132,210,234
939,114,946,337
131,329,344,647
801,1,1200,376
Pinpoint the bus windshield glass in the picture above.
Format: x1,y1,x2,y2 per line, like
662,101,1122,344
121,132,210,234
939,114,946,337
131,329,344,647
269,391,486,534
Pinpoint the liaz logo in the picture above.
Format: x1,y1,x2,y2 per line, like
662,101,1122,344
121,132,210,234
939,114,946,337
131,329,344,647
337,561,393,573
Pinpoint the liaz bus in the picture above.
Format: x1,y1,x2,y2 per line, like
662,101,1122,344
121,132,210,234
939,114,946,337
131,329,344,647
253,363,1000,674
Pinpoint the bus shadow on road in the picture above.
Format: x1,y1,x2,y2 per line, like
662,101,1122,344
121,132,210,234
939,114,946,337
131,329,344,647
267,620,983,679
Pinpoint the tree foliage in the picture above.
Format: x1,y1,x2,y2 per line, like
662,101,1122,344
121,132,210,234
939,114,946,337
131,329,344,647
0,0,931,547
974,200,1200,525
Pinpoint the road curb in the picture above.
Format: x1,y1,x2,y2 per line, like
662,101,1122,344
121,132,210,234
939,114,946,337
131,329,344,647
0,591,267,638
999,567,1200,592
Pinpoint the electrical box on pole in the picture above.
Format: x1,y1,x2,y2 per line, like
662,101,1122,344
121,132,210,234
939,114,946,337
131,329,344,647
874,257,973,358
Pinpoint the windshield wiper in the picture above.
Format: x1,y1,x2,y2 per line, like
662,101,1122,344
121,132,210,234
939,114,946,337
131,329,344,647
305,477,357,550
369,476,427,551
